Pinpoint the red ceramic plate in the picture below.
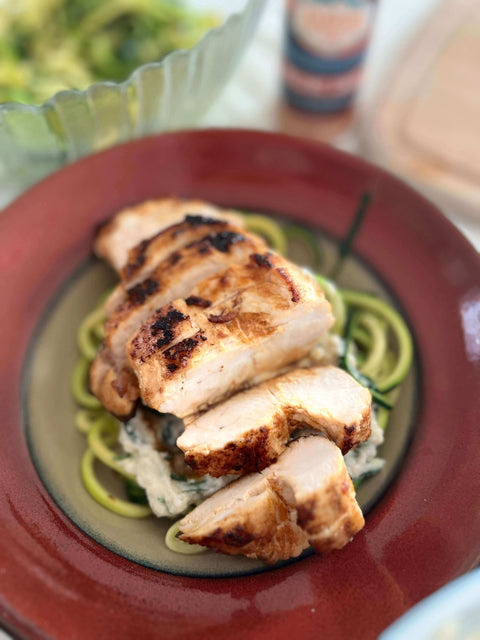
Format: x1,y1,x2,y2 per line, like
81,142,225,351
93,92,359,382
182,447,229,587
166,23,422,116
1,130,479,640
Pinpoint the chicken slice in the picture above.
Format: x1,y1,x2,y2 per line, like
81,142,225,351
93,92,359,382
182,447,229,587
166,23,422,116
105,218,253,315
180,473,308,564
90,230,265,419
128,253,333,418
178,366,372,477
94,197,244,273
267,437,364,554
121,215,234,287
179,436,364,563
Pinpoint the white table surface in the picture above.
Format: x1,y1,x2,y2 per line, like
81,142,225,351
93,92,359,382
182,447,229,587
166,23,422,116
0,2,477,639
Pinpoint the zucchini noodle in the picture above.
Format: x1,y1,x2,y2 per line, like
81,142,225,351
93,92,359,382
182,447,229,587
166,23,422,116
75,408,105,435
351,325,372,350
315,274,346,334
87,418,136,481
243,214,288,255
77,304,107,360
340,289,413,393
356,313,388,380
165,520,206,554
81,449,151,518
375,406,391,431
71,357,102,410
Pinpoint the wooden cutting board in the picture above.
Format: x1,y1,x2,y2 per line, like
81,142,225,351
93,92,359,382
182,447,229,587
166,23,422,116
364,0,480,219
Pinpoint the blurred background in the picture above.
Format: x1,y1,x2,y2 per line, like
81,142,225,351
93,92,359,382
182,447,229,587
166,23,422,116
0,0,479,254
204,0,480,250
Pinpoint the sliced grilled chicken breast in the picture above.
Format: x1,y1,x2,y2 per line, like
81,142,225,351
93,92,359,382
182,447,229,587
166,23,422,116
94,197,244,273
178,366,372,476
181,473,308,564
179,436,364,563
90,230,265,419
105,218,253,315
128,253,333,418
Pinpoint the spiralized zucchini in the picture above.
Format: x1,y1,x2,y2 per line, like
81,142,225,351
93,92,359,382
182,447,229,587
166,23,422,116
87,418,135,480
340,289,413,393
71,356,102,410
165,520,206,555
72,293,152,519
77,304,107,360
355,313,388,379
315,274,346,335
75,408,103,435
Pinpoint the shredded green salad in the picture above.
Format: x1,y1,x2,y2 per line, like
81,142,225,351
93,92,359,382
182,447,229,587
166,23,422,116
72,202,414,554
0,0,218,104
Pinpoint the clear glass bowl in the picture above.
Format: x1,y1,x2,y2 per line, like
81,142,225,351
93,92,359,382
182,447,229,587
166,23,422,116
0,0,265,204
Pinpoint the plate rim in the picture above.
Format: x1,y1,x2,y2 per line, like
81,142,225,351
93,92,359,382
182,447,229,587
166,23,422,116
1,128,479,640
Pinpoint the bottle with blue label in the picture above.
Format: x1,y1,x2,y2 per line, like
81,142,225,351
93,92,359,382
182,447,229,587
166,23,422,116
283,0,373,114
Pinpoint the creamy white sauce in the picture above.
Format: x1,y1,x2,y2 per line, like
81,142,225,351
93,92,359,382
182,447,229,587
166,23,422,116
345,411,385,480
299,332,344,368
118,413,232,518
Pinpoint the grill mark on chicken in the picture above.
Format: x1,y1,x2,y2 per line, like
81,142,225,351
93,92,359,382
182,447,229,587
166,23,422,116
126,278,160,306
276,267,300,302
202,525,256,548
163,336,201,374
252,253,274,269
123,246,146,279
185,296,211,308
168,252,182,266
108,225,264,320
168,231,250,267
186,422,284,476
342,425,357,452
150,307,187,348
207,309,239,324
185,214,225,227
203,231,245,253
296,499,317,529
169,215,223,237
186,231,247,256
